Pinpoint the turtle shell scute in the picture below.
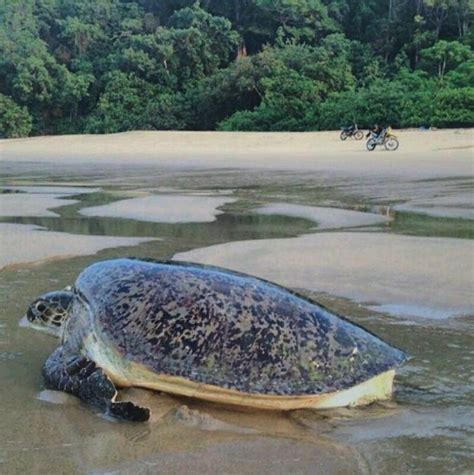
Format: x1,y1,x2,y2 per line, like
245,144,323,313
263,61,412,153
73,258,409,396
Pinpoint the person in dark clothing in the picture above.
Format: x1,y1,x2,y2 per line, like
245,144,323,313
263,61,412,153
366,124,385,140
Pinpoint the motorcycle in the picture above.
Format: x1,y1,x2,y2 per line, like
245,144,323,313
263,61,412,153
366,127,399,151
340,125,364,141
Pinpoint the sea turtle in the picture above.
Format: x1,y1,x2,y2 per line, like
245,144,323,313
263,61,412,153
23,258,409,422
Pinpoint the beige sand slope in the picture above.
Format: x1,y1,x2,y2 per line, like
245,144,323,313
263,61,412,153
174,232,474,319
0,186,99,218
256,203,391,229
0,223,155,269
80,194,237,223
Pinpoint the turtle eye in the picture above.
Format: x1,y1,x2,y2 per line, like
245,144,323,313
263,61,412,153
36,302,46,313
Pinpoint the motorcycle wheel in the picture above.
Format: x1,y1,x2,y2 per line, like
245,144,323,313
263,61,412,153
340,131,348,141
354,130,364,140
366,138,377,151
384,137,399,151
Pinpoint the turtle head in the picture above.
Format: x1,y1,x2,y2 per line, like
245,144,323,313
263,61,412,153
24,288,74,337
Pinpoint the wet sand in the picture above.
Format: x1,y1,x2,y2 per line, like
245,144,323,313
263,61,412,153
0,129,473,474
3,129,472,220
256,203,391,229
0,186,99,218
0,193,79,217
80,194,237,223
0,223,155,269
174,232,474,319
394,191,474,219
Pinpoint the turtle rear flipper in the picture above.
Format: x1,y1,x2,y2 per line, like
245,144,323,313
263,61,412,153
43,347,150,422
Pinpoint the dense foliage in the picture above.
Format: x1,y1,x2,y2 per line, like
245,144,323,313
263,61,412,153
0,0,472,137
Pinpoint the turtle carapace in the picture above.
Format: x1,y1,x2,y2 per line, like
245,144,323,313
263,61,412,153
24,258,409,421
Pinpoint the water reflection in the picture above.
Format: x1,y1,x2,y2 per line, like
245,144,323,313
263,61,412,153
0,212,315,242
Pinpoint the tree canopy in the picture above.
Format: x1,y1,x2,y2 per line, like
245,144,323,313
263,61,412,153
0,0,472,137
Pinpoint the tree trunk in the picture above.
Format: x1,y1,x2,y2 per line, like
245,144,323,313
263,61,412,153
440,55,447,80
237,41,247,59
454,1,471,38
389,0,397,19
434,7,448,38
415,0,424,15
234,0,241,25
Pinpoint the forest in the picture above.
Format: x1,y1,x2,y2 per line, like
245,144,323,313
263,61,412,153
0,0,473,137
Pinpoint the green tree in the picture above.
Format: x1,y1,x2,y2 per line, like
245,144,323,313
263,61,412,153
0,0,472,135
433,87,474,126
445,58,474,86
113,4,239,89
424,0,451,38
0,0,95,133
318,80,407,129
450,0,473,38
421,40,472,79
254,0,338,44
181,56,263,130
85,71,157,133
0,94,33,138
169,3,240,66
85,71,184,133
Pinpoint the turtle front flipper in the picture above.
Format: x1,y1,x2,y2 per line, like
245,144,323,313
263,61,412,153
43,347,150,422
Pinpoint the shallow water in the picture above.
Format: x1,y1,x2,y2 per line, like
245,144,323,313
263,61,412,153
0,168,473,474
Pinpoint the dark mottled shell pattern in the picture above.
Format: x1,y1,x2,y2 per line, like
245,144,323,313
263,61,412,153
73,258,408,396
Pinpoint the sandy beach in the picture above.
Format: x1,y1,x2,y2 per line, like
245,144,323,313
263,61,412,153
80,194,237,223
0,186,100,218
175,232,473,319
256,203,391,229
2,129,472,175
3,129,472,219
2,129,472,269
0,223,155,269
0,129,473,474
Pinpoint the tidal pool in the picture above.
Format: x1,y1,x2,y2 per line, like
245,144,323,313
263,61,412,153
0,165,472,474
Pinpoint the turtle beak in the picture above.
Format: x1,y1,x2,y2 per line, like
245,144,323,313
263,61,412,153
19,315,61,337
19,315,32,328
